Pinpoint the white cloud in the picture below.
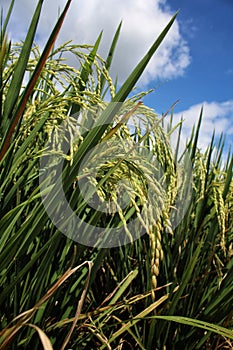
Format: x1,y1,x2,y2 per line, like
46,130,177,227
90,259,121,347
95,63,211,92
172,100,233,151
1,0,191,85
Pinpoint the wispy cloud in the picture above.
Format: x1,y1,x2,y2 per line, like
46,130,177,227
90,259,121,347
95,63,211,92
172,100,233,151
2,0,191,85
226,68,233,75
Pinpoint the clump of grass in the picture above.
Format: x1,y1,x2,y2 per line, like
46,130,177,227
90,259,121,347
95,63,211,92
0,1,232,349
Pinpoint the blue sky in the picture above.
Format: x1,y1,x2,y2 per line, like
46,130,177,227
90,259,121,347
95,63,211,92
147,0,233,111
2,0,233,154
144,0,233,153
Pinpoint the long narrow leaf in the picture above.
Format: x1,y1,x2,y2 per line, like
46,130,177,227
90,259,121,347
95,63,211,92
69,31,103,116
2,0,43,130
1,0,15,40
98,21,122,96
68,13,178,184
0,0,73,161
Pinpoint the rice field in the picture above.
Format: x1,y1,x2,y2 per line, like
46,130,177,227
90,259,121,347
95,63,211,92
0,1,232,349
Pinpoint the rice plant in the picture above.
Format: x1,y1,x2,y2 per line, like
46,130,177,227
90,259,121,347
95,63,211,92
0,1,232,349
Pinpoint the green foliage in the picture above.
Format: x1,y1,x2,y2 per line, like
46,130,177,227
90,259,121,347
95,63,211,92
0,1,232,349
